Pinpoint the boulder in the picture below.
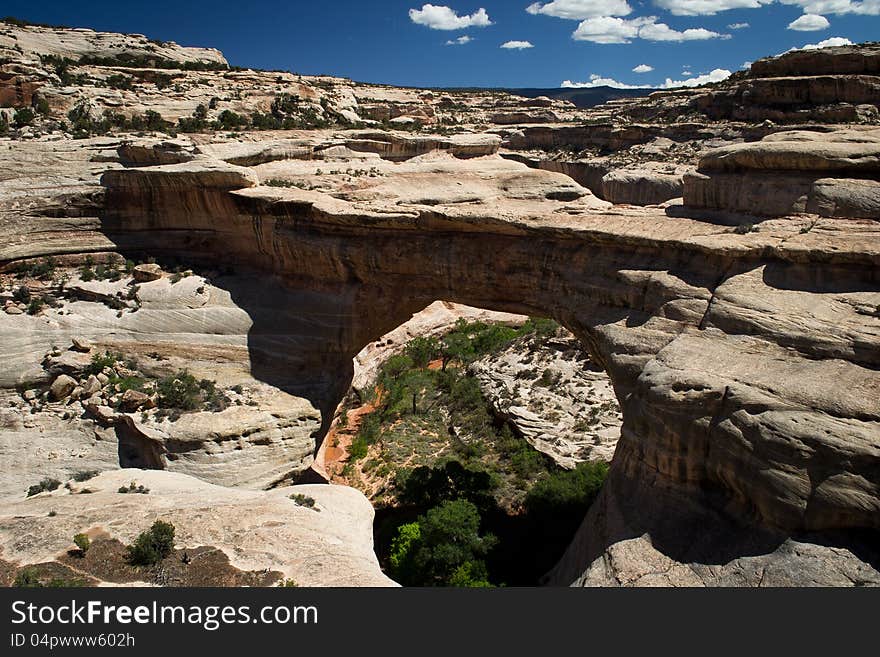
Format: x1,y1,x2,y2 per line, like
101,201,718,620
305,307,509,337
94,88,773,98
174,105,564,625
49,375,77,401
70,336,92,353
132,264,163,283
119,389,150,412
81,375,102,397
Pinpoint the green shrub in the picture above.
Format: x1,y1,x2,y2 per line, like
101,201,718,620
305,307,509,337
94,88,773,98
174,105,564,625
73,470,100,482
109,376,146,393
13,568,83,588
126,520,175,566
15,257,56,280
178,104,209,133
73,533,90,554
67,103,110,138
106,74,134,90
448,561,493,588
348,437,369,461
27,477,62,497
290,493,318,510
12,285,30,304
157,370,201,410
26,297,45,315
85,351,121,376
397,460,497,512
13,107,35,128
216,109,247,130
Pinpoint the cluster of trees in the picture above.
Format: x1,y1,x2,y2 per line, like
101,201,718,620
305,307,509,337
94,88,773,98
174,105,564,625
389,500,496,587
67,103,172,139
384,458,610,586
345,317,611,585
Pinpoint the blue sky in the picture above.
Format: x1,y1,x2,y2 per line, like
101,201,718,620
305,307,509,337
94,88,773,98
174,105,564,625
3,1,878,88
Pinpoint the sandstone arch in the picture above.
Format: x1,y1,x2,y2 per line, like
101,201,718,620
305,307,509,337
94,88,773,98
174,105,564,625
97,156,879,583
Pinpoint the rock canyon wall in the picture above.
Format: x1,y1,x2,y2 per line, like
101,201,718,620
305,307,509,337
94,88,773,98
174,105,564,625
1,23,878,585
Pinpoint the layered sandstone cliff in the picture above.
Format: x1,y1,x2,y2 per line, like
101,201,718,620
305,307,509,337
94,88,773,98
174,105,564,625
0,25,878,586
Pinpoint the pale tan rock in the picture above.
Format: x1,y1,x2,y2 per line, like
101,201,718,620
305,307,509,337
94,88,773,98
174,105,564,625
70,336,92,352
49,374,77,401
0,470,395,587
119,388,150,412
132,263,162,282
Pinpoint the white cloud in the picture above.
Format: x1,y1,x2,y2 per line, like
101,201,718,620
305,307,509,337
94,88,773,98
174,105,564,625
653,0,773,16
640,21,729,40
446,35,473,45
779,0,879,16
561,75,652,89
786,35,853,51
526,0,633,19
572,15,727,42
728,22,750,28
788,13,831,29
409,4,492,30
573,16,644,42
662,68,732,87
633,63,654,72
562,67,731,89
501,40,535,49
742,60,753,67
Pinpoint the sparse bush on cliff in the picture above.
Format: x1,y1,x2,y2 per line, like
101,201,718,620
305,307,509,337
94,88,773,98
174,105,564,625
156,371,202,410
67,103,109,138
12,285,31,304
13,107,34,128
27,477,62,497
85,350,123,376
106,73,134,90
79,53,227,72
216,109,247,131
15,256,56,280
178,104,210,133
13,568,84,588
156,370,229,414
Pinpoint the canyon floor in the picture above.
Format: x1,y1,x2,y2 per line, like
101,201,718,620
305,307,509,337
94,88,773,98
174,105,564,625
0,21,878,586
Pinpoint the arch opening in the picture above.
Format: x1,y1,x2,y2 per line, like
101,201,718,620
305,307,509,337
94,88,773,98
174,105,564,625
313,301,623,586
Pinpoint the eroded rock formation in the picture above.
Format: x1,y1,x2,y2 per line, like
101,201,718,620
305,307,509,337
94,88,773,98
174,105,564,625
1,24,878,586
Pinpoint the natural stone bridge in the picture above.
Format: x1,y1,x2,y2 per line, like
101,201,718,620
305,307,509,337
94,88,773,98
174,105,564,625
99,152,880,583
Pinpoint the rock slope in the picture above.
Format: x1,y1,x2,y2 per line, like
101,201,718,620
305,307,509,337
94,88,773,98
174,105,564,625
0,469,394,587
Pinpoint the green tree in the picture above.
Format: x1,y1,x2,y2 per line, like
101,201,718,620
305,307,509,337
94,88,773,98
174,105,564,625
405,336,440,368
391,500,496,587
388,522,421,582
448,561,493,588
